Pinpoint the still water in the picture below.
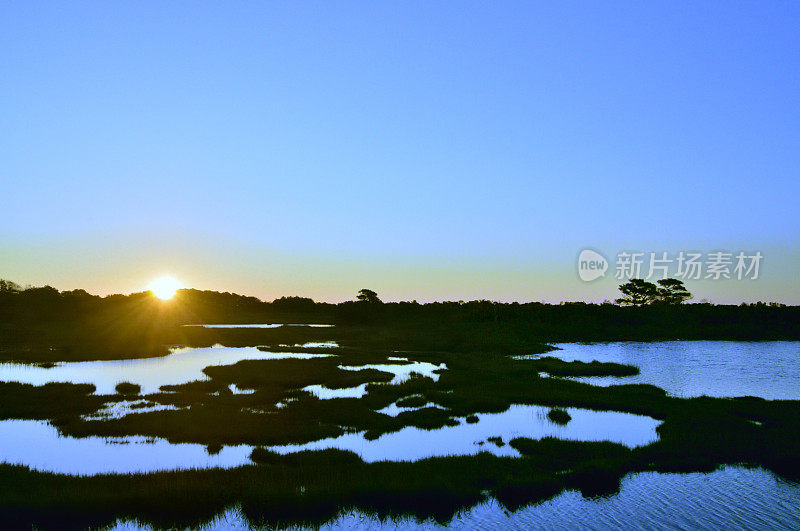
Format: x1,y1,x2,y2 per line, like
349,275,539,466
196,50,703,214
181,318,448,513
0,420,253,475
106,466,800,530
2,340,798,528
0,346,333,395
546,341,800,399
269,405,659,462
324,465,800,530
0,404,658,474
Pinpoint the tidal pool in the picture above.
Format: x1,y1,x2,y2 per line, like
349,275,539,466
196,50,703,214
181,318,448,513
0,420,254,475
339,361,446,384
303,383,370,399
268,405,660,462
303,360,447,399
1,341,796,485
0,404,659,474
544,341,800,399
0,346,333,395
377,399,445,417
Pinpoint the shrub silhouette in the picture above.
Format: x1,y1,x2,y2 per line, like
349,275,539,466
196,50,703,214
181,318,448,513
114,382,141,395
547,408,571,425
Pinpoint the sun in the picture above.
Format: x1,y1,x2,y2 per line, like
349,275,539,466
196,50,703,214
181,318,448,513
148,275,182,300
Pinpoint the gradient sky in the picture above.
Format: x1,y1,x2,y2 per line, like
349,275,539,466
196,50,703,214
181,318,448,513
2,2,799,303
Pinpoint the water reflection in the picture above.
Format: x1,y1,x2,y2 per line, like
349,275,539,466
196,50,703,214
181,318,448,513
304,360,448,399
546,341,800,399
328,466,800,530
339,361,446,385
0,420,254,475
303,383,369,399
269,405,660,461
377,400,445,417
104,466,800,530
83,400,181,420
0,405,659,474
279,341,339,348
0,347,332,395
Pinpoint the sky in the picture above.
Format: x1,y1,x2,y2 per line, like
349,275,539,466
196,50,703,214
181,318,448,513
2,2,799,303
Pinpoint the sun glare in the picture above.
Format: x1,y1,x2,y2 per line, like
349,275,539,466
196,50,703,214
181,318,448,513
148,275,182,300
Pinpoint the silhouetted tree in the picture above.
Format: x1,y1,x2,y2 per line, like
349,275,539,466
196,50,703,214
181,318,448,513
656,278,692,304
0,279,21,292
616,279,658,306
356,289,382,304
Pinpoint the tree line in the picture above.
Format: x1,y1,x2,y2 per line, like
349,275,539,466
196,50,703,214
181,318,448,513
1,279,798,342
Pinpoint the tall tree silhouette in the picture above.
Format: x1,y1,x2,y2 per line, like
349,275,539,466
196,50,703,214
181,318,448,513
356,289,382,304
656,278,692,304
615,279,658,306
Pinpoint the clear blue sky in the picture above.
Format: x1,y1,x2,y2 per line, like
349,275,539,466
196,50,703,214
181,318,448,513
2,2,799,303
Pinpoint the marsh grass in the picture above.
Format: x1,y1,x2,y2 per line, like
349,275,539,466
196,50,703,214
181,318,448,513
531,357,639,377
5,407,798,531
115,382,141,395
547,408,571,425
2,317,799,528
201,357,395,390
0,382,107,420
394,395,428,408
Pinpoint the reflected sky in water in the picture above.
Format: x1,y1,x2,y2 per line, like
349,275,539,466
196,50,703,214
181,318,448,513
316,466,800,530
106,466,800,530
2,341,796,480
0,346,332,395
546,341,800,399
339,361,446,384
269,405,660,462
0,404,659,474
0,420,254,475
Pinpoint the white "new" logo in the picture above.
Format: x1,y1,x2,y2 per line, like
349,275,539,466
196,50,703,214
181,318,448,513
577,249,608,282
